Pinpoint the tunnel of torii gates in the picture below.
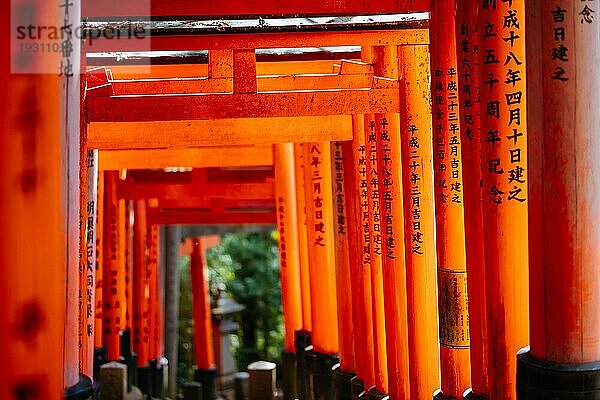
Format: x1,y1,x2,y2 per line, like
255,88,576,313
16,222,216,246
1,0,599,399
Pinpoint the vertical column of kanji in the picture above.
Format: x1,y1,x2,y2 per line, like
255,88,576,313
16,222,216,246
364,112,390,398
303,142,339,400
191,238,217,400
397,44,441,400
293,143,312,400
478,1,529,398
517,1,600,398
133,199,149,367
430,0,472,398
373,46,411,400
80,150,98,377
343,117,376,398
95,170,104,351
102,171,127,361
456,1,489,399
330,141,357,400
1,1,66,398
274,143,303,400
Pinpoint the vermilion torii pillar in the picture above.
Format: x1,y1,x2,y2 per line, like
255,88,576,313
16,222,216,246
330,141,357,399
344,118,377,398
430,0,472,398
147,224,162,362
397,44,441,400
95,170,105,351
478,1,530,399
274,143,303,400
102,171,128,361
132,199,150,367
518,2,600,399
191,238,217,400
303,141,340,399
455,1,489,398
373,46,411,400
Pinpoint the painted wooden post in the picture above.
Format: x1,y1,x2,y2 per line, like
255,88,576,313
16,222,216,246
397,44,442,400
95,170,105,351
343,118,376,397
133,199,149,366
518,1,600,398
274,143,303,400
455,1,489,398
478,1,530,399
373,46,411,400
430,0,472,398
147,224,161,361
102,171,128,361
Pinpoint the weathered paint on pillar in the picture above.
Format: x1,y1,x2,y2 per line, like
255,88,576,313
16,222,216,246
293,144,312,332
532,0,600,365
133,200,149,366
102,171,128,361
330,141,356,372
397,44,441,400
125,199,134,333
0,1,71,396
430,0,472,397
344,118,376,388
191,238,216,369
456,1,489,397
373,46,411,400
80,149,98,376
95,169,105,350
303,142,339,355
274,143,303,353
478,0,529,398
364,112,389,394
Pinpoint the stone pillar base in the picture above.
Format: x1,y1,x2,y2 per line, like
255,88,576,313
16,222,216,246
306,349,339,400
194,366,217,400
350,376,365,400
65,373,94,400
367,385,389,400
433,389,460,400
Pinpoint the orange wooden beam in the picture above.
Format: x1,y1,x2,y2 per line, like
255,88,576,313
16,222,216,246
274,143,303,353
455,0,488,398
99,146,274,171
147,209,277,225
88,116,354,150
430,0,472,397
478,1,529,399
397,44,441,400
83,0,429,18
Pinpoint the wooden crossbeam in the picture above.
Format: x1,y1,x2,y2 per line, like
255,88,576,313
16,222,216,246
99,146,274,170
87,89,397,122
88,115,353,149
84,29,428,53
83,0,429,18
148,208,277,225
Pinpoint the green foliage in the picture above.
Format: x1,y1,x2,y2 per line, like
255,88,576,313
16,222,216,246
207,232,283,370
177,231,283,389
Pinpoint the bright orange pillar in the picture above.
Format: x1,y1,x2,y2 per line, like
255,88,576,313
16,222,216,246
518,2,600,398
330,141,356,373
455,1,489,398
430,0,472,397
79,149,99,376
102,171,128,360
364,112,389,396
147,224,161,360
133,199,149,366
302,142,339,355
0,3,67,396
293,143,312,333
398,44,441,400
274,143,303,353
478,1,529,399
373,46,411,400
95,170,105,350
344,118,376,391
125,200,134,333
190,238,216,370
